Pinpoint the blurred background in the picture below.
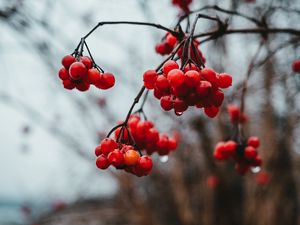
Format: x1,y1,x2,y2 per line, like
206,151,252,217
1,0,300,224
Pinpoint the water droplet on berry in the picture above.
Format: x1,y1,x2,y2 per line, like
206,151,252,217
159,155,169,163
251,166,261,173
175,111,183,116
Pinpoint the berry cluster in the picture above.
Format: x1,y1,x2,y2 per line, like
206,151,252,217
227,104,248,124
171,0,192,12
292,59,300,73
114,115,178,155
155,32,178,56
214,136,262,175
58,55,115,91
95,138,153,177
143,60,232,117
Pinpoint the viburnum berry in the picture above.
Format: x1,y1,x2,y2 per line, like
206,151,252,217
155,34,178,56
124,150,140,166
217,73,232,88
62,79,75,90
96,155,110,169
244,146,257,160
247,136,260,148
166,33,177,47
213,136,263,175
87,68,101,84
160,95,173,111
143,70,158,90
108,149,125,167
98,138,118,155
75,81,90,92
185,70,200,87
58,68,69,80
167,69,185,87
58,54,116,92
80,56,93,69
136,155,153,173
96,73,115,90
163,60,179,75
61,55,76,69
227,104,248,124
292,59,300,73
69,62,87,80
204,106,219,118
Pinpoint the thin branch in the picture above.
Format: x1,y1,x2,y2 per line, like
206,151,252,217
83,21,179,39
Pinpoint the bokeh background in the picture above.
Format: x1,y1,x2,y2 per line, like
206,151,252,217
1,0,300,224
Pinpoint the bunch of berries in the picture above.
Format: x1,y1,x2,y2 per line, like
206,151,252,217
58,55,115,91
155,32,178,56
143,60,232,117
114,115,178,155
213,136,262,175
171,0,192,12
292,59,300,73
227,104,248,124
95,138,153,177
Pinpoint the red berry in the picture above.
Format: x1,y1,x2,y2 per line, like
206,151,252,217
211,89,224,107
155,43,166,55
292,60,300,73
168,138,177,150
196,81,212,97
160,95,173,111
204,106,219,118
76,82,90,92
224,140,237,155
128,116,140,131
143,70,158,83
95,145,102,156
166,33,177,47
167,69,185,87
146,128,160,143
185,70,200,87
69,62,87,80
217,73,232,88
62,79,75,90
247,136,260,148
87,68,101,84
136,155,153,173
156,75,170,91
227,104,240,123
162,60,179,75
136,121,153,136
96,155,110,169
58,68,69,80
173,98,188,113
108,150,125,167
97,73,115,90
80,56,93,69
201,68,218,85
244,146,257,160
61,55,76,69
99,138,118,155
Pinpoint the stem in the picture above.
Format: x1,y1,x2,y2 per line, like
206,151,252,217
83,21,179,39
194,27,300,39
